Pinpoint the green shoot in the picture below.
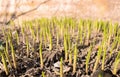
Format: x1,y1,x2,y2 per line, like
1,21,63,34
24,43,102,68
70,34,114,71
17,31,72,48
86,44,92,74
42,71,45,77
10,42,17,69
49,33,52,50
101,42,107,70
0,46,9,75
25,36,29,57
39,43,43,69
113,51,120,75
60,57,63,77
93,45,102,72
64,34,68,62
4,40,12,68
21,26,25,43
73,44,77,74
69,50,72,65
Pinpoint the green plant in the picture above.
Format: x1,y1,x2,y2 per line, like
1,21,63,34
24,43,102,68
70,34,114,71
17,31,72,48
39,43,43,69
108,22,113,46
42,71,45,77
2,27,7,40
93,45,102,72
64,34,68,62
86,44,92,73
78,19,83,45
56,31,59,46
4,40,12,68
25,36,29,57
109,37,118,56
101,42,107,70
113,51,120,75
73,44,77,74
49,33,52,50
60,57,63,77
36,23,39,42
0,45,9,75
69,50,72,65
87,19,92,41
10,42,17,69
21,26,25,43
29,22,36,43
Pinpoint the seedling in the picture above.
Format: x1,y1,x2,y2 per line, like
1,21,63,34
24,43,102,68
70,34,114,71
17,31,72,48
64,34,68,62
49,33,52,50
87,19,92,41
109,37,118,56
39,43,43,69
69,50,72,65
4,40,12,68
25,36,29,57
101,42,107,70
42,71,45,77
60,57,63,77
93,45,102,72
78,23,83,45
86,44,93,74
0,45,9,75
10,42,17,69
21,26,25,43
113,51,120,75
73,44,77,74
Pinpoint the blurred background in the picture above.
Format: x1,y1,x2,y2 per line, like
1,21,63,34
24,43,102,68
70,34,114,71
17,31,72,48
0,0,120,24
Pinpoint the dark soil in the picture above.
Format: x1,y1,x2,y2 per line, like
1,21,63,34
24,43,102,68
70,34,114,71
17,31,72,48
0,25,119,77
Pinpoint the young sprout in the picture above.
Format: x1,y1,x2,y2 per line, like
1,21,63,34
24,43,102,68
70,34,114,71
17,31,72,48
116,30,120,51
87,20,92,41
78,23,83,45
64,34,68,62
101,42,107,70
98,20,103,32
21,26,25,43
56,32,59,46
93,19,99,32
36,24,39,42
8,28,12,43
29,23,36,43
67,34,71,52
93,45,102,72
4,40,12,68
60,57,63,77
42,71,45,77
39,43,43,69
10,42,17,69
109,37,118,56
113,23,118,36
69,50,72,65
25,36,29,57
49,33,52,50
108,22,113,46
73,44,78,74
113,51,120,75
86,44,92,74
0,45,9,75
98,72,103,77
2,27,7,40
